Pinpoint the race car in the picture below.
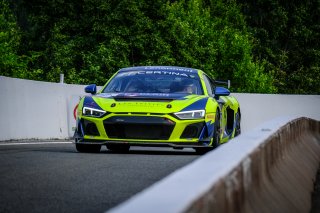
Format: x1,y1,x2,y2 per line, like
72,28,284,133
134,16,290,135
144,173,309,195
74,66,241,154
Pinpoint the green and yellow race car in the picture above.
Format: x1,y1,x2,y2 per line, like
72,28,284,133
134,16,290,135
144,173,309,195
74,66,241,154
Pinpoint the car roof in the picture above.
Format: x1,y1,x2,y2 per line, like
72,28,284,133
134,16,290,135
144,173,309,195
118,66,201,74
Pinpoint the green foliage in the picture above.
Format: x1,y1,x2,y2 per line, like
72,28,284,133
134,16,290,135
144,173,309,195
237,0,320,94
1,0,318,93
161,0,275,92
0,0,27,78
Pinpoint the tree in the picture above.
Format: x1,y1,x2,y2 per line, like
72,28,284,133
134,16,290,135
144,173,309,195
0,0,27,77
161,0,276,92
8,0,277,93
237,0,320,94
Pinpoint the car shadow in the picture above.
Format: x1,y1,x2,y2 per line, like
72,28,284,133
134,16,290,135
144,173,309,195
100,148,200,156
27,145,201,156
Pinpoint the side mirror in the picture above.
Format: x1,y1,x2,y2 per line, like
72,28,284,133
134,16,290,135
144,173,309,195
215,87,230,99
85,84,97,95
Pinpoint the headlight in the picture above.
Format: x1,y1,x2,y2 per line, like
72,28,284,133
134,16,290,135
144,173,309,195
174,110,205,120
82,107,106,117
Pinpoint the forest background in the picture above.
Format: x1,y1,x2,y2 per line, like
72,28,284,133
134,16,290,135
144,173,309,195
1,0,319,94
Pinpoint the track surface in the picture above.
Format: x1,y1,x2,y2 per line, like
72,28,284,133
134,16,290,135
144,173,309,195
0,142,199,213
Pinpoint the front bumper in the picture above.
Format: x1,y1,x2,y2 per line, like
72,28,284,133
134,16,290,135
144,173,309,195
74,138,212,148
74,113,214,148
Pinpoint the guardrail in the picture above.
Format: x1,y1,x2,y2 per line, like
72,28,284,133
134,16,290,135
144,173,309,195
107,117,320,213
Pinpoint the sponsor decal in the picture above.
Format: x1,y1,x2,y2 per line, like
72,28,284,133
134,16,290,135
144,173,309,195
120,66,198,73
143,66,197,72
117,70,197,79
206,114,215,119
96,92,187,100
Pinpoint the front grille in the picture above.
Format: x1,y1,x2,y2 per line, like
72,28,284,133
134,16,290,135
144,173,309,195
180,122,205,139
81,119,100,136
103,116,175,140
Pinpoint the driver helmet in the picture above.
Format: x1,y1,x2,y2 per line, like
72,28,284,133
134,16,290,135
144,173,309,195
181,79,196,94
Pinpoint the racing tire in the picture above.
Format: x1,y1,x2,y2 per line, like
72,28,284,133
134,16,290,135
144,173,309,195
234,111,241,137
76,144,101,153
106,144,130,153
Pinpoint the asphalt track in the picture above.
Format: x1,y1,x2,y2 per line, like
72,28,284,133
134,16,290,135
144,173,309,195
0,141,199,213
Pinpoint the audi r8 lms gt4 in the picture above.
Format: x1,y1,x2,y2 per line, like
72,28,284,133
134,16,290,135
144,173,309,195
74,66,241,154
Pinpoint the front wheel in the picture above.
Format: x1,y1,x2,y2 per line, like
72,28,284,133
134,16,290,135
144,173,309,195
76,143,101,153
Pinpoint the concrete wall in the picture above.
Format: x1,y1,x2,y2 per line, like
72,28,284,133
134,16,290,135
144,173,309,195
107,117,320,213
0,76,85,141
233,93,320,132
0,76,319,141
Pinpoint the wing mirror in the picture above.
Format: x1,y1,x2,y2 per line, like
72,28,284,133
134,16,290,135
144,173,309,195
85,84,97,95
215,87,230,99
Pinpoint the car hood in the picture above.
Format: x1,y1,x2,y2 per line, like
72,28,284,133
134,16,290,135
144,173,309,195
88,92,208,113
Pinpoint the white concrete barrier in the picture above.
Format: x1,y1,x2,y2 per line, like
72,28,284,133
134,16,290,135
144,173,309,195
233,93,320,132
107,117,320,213
0,76,319,141
0,76,85,141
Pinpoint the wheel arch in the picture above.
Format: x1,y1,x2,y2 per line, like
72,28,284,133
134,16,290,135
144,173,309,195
237,107,241,118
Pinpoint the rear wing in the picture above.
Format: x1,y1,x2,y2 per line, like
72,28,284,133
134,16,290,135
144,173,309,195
215,80,231,89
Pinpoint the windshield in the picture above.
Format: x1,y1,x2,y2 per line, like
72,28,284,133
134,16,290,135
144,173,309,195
102,70,203,95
